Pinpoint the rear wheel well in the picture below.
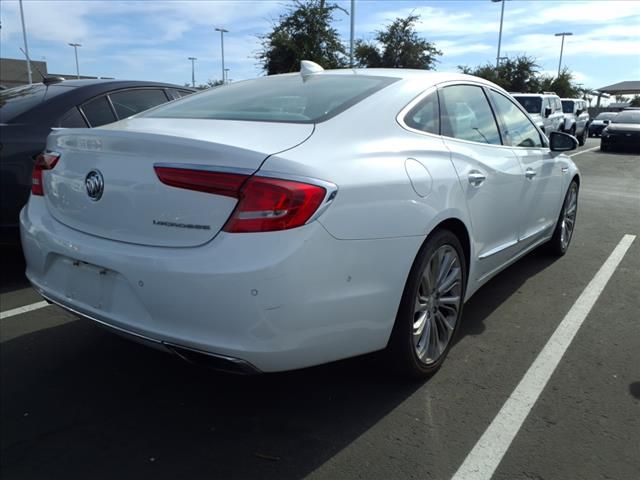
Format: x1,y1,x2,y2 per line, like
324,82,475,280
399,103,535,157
572,174,580,187
432,218,470,274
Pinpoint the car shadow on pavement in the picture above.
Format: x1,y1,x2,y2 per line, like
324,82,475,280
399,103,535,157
0,317,419,480
0,247,560,480
455,247,558,341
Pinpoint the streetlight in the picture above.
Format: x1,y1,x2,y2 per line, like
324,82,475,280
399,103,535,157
68,43,82,79
224,68,230,84
554,32,573,77
19,0,32,84
214,27,228,84
349,0,355,68
188,57,197,87
491,0,508,70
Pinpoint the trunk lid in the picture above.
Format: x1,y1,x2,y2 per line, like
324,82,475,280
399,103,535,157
43,119,314,247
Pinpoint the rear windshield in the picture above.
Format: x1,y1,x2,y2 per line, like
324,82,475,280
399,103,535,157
0,83,69,123
561,100,575,113
595,112,617,120
513,96,542,114
143,74,397,123
612,111,640,124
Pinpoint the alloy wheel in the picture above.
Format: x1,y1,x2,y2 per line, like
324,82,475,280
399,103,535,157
412,245,463,365
560,184,578,250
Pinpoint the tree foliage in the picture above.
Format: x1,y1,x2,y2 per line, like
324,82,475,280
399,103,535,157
538,68,580,98
257,0,347,75
459,56,585,97
354,14,441,69
459,55,540,92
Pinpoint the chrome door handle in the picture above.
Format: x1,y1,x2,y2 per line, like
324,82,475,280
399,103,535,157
561,167,569,173
468,171,486,187
525,168,537,180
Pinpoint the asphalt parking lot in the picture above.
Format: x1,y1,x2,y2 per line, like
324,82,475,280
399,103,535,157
1,138,639,480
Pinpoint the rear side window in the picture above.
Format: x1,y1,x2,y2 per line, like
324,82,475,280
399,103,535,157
57,107,88,128
404,92,439,135
109,89,169,119
144,74,397,124
81,96,117,127
439,85,501,145
489,91,542,148
168,88,193,100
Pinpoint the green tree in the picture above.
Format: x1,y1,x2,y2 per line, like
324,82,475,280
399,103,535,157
459,55,540,92
630,95,640,107
354,14,441,69
538,68,580,98
257,0,347,75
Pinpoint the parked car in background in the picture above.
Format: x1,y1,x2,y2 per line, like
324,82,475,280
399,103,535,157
512,92,564,135
589,112,618,137
0,79,194,243
20,65,580,378
600,110,640,152
561,98,590,145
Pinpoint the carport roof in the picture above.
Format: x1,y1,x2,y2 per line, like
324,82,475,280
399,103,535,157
595,81,640,95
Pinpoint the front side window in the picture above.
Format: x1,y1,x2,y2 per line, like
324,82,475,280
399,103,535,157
144,74,397,124
109,89,169,119
404,92,439,135
562,100,575,114
490,91,542,148
81,96,117,127
514,96,542,115
439,85,501,145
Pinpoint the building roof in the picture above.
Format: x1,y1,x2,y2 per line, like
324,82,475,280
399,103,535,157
596,81,640,95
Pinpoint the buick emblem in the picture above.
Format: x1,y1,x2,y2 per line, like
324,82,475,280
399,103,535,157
85,170,104,201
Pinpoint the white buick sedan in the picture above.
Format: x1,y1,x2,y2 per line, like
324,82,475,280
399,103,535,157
20,63,580,378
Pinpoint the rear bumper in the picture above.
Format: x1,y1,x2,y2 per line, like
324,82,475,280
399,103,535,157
601,133,640,150
20,197,420,372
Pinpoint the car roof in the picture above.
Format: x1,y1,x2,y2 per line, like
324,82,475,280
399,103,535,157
511,93,557,97
40,79,194,90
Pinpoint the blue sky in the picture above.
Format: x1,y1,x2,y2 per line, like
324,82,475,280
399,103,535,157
1,0,639,91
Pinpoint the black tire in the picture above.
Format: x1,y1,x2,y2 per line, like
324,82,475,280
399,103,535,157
387,229,467,379
547,180,579,257
569,125,576,137
601,141,609,152
578,127,587,146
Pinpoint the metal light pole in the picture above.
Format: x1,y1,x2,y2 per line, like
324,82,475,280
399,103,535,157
349,0,355,68
555,32,573,77
19,0,32,84
68,43,82,79
224,68,230,84
188,57,197,87
215,27,228,84
491,0,507,70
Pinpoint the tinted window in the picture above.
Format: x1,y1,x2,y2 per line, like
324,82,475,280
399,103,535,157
168,88,193,99
514,96,541,114
562,100,575,114
109,89,169,118
490,91,542,148
144,74,397,123
612,111,640,124
404,92,439,134
81,96,117,127
440,85,501,145
0,83,69,123
595,112,618,120
57,107,88,128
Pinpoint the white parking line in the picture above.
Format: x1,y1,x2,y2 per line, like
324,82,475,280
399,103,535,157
451,234,636,480
569,146,600,157
0,301,50,320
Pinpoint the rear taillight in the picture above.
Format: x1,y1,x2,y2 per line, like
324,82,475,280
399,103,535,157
32,152,60,196
154,166,328,233
224,177,326,233
154,167,248,197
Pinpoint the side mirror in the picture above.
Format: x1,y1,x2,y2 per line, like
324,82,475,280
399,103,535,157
545,107,552,118
576,109,583,116
549,131,578,152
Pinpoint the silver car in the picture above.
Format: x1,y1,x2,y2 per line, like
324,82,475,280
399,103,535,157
20,64,580,378
561,98,590,145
